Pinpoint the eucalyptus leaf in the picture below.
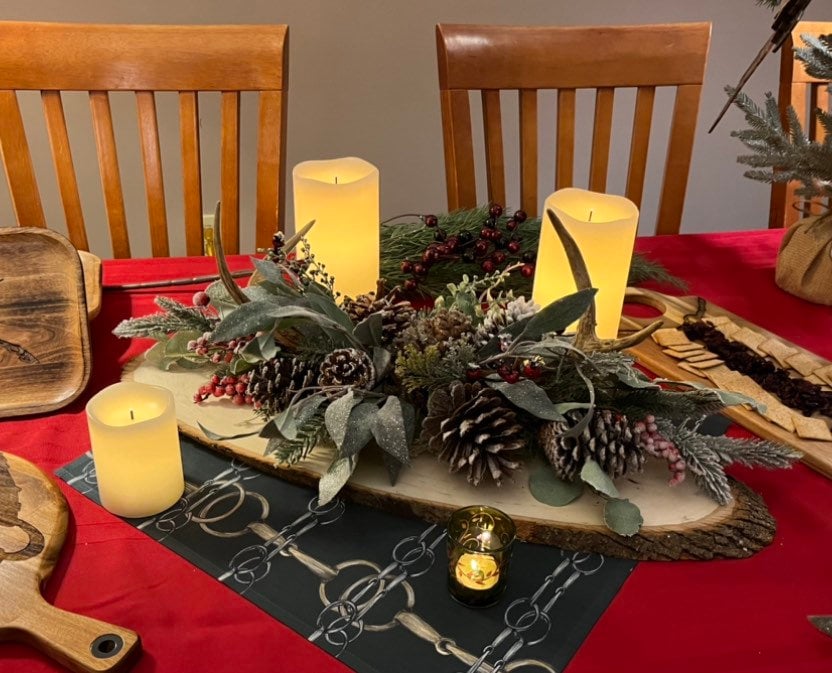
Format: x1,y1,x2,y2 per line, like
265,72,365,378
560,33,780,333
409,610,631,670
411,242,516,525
382,452,403,486
371,396,411,464
487,379,564,421
304,292,355,332
528,465,584,507
143,340,168,367
211,300,286,342
318,455,357,505
325,390,361,449
251,256,296,288
653,378,764,413
517,288,597,342
354,312,384,347
580,459,619,498
197,422,259,441
372,347,392,381
603,497,643,536
340,401,379,457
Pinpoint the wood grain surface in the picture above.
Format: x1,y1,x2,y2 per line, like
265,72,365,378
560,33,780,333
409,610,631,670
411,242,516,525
0,228,90,417
125,357,776,561
0,452,140,672
623,287,832,477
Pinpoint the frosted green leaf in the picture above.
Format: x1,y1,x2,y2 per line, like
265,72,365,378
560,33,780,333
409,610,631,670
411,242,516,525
371,396,410,464
488,379,564,421
318,455,357,505
580,459,619,498
529,465,584,507
604,498,643,537
324,390,360,449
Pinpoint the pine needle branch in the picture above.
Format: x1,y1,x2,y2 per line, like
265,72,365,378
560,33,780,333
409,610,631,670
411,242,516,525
266,412,327,465
113,297,214,339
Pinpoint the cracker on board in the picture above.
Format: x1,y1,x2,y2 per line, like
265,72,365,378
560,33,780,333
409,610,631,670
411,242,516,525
704,364,741,387
732,327,766,354
814,364,832,386
663,347,705,359
652,328,691,347
678,362,707,378
716,320,741,338
687,358,724,370
786,352,823,377
792,414,832,441
686,351,718,363
759,338,799,368
671,343,706,352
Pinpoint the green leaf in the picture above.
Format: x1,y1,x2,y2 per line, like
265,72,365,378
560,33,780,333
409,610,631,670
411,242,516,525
354,312,383,347
324,390,361,448
340,401,379,457
382,452,403,486
372,347,392,381
528,465,584,507
318,455,357,505
603,498,643,537
143,340,167,367
211,299,285,341
487,379,564,421
303,292,356,332
580,459,619,498
371,396,411,464
197,422,259,441
517,288,597,341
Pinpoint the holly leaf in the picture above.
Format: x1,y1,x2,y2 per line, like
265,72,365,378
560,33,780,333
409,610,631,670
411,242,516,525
516,288,597,341
487,379,564,421
324,390,361,449
603,497,643,537
580,459,619,498
528,465,584,506
318,455,356,505
371,396,411,464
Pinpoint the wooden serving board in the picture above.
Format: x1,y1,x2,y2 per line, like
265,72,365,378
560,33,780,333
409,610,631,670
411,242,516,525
623,287,832,478
125,358,776,561
0,452,140,672
0,228,91,418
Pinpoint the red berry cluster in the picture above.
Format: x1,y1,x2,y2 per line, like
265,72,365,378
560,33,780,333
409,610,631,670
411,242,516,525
466,358,543,385
400,204,536,291
634,415,686,485
187,333,253,365
193,373,253,406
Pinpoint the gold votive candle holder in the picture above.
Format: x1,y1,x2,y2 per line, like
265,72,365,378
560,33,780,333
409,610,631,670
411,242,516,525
447,505,516,608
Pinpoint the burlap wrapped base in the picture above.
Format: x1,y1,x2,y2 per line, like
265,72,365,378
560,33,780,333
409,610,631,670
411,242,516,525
776,217,832,305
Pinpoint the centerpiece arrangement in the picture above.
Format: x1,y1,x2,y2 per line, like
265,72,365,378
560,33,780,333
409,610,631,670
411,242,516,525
115,201,800,557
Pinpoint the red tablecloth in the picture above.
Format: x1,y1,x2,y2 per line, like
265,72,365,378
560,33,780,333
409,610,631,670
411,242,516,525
3,229,832,672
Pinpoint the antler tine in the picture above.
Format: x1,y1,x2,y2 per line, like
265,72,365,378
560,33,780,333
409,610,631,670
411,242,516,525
213,201,249,305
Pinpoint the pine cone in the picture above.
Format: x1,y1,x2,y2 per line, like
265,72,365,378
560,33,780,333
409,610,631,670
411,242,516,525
342,292,416,345
396,308,474,354
539,409,645,482
421,382,525,486
246,357,318,416
318,348,376,391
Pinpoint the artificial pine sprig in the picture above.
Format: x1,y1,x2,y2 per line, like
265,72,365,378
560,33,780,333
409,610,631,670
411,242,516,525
114,296,215,339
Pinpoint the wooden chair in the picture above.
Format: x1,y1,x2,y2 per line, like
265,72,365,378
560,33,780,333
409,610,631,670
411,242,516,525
0,22,288,257
770,21,832,229
436,23,711,235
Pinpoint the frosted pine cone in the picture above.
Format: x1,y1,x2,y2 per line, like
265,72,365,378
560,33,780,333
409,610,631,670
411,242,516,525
421,382,525,486
396,308,475,354
318,348,376,391
246,357,317,416
342,292,416,345
539,409,645,482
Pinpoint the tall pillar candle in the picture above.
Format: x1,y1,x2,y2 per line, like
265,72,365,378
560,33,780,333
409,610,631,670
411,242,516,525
293,157,379,299
86,382,184,518
532,188,639,339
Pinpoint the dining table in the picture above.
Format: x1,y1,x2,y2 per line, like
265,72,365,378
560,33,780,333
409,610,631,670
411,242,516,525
2,226,832,673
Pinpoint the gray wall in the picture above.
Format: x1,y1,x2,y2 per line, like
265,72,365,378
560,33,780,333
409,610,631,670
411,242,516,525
0,1,830,257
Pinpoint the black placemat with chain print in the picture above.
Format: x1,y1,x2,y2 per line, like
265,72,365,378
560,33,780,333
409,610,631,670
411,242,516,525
58,437,636,673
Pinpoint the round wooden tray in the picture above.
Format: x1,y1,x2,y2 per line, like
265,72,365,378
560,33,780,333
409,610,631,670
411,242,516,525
125,357,776,561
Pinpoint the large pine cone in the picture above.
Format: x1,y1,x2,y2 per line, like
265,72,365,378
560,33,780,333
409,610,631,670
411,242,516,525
421,382,525,486
539,409,645,482
396,308,474,354
246,356,318,416
318,348,376,391
342,292,416,345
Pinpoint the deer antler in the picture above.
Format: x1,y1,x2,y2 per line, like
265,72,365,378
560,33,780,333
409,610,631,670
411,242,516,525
545,208,663,352
213,201,249,305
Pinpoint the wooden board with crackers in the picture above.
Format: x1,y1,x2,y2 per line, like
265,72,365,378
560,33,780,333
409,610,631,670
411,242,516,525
623,288,832,479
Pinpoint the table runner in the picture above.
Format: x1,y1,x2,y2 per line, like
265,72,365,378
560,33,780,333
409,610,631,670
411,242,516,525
57,437,635,673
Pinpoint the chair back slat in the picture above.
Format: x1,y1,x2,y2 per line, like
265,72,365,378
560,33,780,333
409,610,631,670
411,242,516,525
136,91,169,257
519,89,538,216
41,91,87,250
589,87,615,193
626,86,656,208
555,88,576,190
436,22,711,234
0,90,46,228
89,91,130,258
0,22,288,258
220,91,241,255
481,89,506,208
810,83,828,142
179,91,204,257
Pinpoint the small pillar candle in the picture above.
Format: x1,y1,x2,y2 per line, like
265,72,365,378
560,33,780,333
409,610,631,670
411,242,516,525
447,505,516,608
86,382,184,518
532,188,639,339
292,157,380,299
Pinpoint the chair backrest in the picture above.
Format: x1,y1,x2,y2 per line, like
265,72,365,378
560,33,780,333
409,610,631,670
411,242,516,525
0,22,288,257
770,21,832,229
436,23,711,235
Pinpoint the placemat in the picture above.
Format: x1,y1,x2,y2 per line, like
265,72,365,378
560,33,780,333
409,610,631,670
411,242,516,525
58,437,635,673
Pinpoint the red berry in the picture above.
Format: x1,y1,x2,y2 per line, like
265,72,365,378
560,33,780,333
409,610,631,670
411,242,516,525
235,382,247,394
481,260,495,273
514,210,528,223
224,352,234,363
473,240,489,257
232,394,245,406
422,249,438,264
480,228,493,240
413,263,427,276
491,229,503,241
211,375,221,385
193,392,203,403
492,251,507,265
489,203,503,218
520,264,535,278
522,363,542,379
445,236,459,252
224,384,236,396
244,395,254,405
404,279,418,291
212,386,225,398
466,368,483,381
503,371,520,384
192,291,210,307
507,240,521,254
401,259,413,273
424,214,439,228
506,218,518,231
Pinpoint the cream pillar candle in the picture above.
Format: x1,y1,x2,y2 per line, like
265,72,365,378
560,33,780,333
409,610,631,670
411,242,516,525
532,188,639,339
86,382,184,518
293,157,379,299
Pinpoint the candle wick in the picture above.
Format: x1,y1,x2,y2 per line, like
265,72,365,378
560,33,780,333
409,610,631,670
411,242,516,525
130,409,134,421
588,209,594,223
334,176,338,185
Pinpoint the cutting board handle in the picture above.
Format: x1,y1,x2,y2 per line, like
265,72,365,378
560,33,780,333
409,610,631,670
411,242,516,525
14,595,140,673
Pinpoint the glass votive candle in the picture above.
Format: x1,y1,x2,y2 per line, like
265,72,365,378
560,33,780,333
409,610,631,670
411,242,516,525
447,505,516,608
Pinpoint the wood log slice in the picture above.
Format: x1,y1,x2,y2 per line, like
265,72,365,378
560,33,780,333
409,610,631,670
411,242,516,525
125,357,777,561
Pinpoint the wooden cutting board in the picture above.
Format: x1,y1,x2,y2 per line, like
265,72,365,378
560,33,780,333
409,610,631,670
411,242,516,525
623,287,832,478
0,452,140,672
0,228,91,417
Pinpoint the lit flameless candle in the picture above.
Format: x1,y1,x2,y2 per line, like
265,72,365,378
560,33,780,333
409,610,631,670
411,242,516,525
532,188,639,339
293,157,380,299
86,382,184,518
455,553,500,590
